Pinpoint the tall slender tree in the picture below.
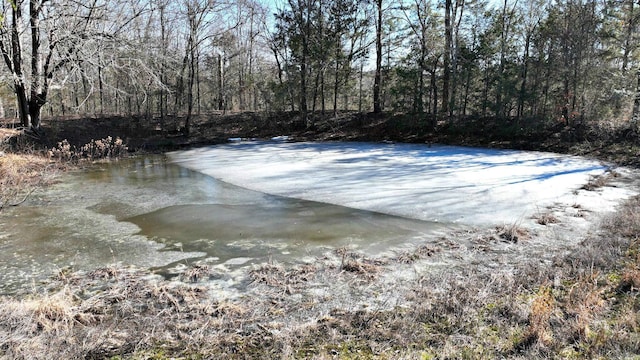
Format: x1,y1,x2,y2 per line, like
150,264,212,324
443,0,452,115
373,0,383,113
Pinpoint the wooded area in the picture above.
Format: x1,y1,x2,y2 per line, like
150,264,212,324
0,0,639,132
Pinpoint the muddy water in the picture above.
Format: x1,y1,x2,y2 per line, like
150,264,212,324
0,156,452,294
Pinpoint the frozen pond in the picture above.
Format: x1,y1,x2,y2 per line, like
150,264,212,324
170,141,626,225
1,141,635,295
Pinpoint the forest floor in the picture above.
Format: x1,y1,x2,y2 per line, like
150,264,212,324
1,112,639,359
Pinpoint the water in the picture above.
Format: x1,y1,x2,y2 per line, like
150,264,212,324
0,155,451,294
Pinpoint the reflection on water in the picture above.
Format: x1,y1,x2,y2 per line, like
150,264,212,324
0,155,452,295
128,201,446,264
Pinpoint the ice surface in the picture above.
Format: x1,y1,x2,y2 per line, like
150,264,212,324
169,142,627,226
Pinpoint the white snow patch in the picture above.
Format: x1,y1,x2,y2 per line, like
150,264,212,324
169,142,636,226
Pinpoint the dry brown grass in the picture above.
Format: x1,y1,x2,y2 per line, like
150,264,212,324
524,285,556,348
249,262,318,295
181,264,212,283
1,128,64,210
0,127,20,143
618,265,640,292
0,151,57,210
581,169,620,191
395,244,441,263
495,223,530,243
535,212,560,225
335,248,386,279
1,129,130,212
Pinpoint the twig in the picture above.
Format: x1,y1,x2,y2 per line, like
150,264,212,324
0,187,35,212
9,187,35,206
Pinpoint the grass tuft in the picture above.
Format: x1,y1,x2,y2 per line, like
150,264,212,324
581,170,619,191
535,212,560,225
495,224,530,243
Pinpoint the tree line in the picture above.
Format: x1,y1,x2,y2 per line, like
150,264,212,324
0,0,639,132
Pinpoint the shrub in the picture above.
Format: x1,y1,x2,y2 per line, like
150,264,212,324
48,136,128,161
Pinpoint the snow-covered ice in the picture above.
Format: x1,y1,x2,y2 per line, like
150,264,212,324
169,142,635,226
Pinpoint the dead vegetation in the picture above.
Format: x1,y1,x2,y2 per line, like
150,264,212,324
0,152,54,210
336,247,386,279
395,244,441,263
249,262,317,292
1,124,129,212
495,223,531,243
48,136,128,162
581,169,620,191
534,212,560,225
0,128,59,211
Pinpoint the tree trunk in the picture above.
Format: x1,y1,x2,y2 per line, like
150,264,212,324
312,70,320,113
418,67,424,114
495,0,508,118
98,65,104,115
373,0,383,113
115,78,120,114
28,98,43,129
430,58,438,126
297,0,310,124
517,33,531,119
358,58,364,112
622,0,635,72
218,54,225,111
184,33,196,136
451,0,465,116
196,47,201,115
443,0,451,116
321,70,325,114
632,68,640,128
3,3,32,128
334,50,340,116
159,2,167,127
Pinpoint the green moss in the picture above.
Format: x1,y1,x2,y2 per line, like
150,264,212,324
607,271,622,284
421,350,436,360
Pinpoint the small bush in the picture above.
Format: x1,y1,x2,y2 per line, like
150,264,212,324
80,136,128,159
48,136,128,161
48,139,75,161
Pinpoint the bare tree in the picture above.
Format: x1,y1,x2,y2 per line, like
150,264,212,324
0,0,153,129
0,0,67,129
